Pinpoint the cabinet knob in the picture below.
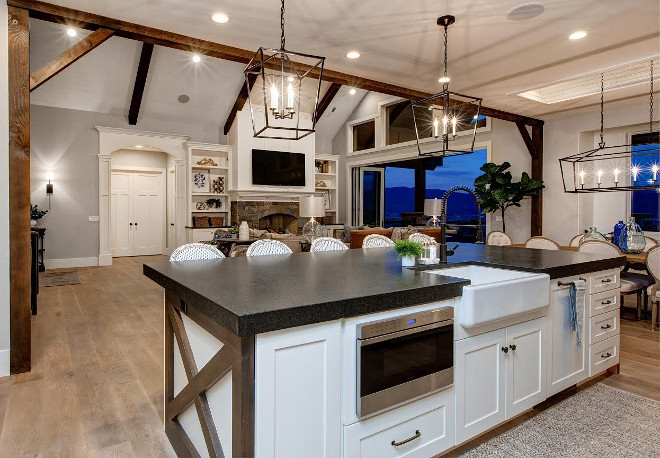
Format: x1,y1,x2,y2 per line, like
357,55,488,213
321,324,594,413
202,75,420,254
501,346,509,354
600,324,612,330
601,300,612,305
601,352,612,358
509,344,516,351
601,278,612,283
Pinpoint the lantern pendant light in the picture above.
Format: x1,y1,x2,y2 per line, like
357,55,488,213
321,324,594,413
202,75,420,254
559,60,659,193
244,0,325,140
411,15,483,157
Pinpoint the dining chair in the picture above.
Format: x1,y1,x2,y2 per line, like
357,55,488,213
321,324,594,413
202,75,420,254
310,237,349,252
408,233,437,245
578,240,653,320
626,236,659,273
486,231,512,246
646,245,660,330
170,243,225,261
246,239,293,257
525,236,561,250
568,234,583,247
362,234,395,248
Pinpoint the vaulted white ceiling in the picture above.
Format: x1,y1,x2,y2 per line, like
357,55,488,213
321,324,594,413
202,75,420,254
30,0,659,123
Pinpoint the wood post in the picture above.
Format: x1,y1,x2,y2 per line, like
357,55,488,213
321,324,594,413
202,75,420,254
8,5,31,374
531,125,543,237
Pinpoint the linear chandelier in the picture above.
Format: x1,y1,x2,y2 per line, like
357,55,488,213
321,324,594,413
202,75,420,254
411,15,483,157
559,61,659,193
244,0,325,140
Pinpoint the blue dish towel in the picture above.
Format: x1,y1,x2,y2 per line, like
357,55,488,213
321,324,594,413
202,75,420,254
568,279,587,349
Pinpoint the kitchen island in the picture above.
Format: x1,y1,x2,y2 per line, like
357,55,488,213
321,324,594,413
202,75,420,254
144,244,625,458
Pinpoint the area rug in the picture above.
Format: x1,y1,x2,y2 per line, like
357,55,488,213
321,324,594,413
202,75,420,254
460,383,660,457
39,270,80,287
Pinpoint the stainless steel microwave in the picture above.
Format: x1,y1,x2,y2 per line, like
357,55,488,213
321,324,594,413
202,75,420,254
356,307,454,417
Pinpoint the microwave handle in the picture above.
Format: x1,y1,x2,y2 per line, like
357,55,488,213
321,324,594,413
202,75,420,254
359,319,453,347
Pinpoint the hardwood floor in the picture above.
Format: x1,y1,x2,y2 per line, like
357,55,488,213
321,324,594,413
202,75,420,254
0,257,658,457
0,256,174,457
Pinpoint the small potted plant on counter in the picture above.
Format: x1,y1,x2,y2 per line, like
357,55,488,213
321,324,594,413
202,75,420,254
394,240,422,267
30,204,48,227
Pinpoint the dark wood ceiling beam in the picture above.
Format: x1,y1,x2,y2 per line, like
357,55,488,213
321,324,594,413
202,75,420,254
223,73,258,135
29,27,114,91
128,42,154,125
13,0,544,127
315,83,341,123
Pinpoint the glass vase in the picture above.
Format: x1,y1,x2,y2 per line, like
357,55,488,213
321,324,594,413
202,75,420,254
579,227,606,244
618,217,645,254
612,220,625,248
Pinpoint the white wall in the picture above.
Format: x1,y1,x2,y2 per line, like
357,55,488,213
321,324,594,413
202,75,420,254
0,0,10,376
111,149,168,169
30,104,218,267
331,93,533,243
543,99,658,245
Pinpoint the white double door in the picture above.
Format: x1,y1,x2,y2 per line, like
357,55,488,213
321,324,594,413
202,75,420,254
111,170,165,257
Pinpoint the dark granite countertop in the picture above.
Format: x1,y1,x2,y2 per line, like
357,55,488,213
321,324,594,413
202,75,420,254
144,244,625,337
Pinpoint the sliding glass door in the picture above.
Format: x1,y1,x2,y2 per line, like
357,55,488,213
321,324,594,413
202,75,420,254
361,167,384,226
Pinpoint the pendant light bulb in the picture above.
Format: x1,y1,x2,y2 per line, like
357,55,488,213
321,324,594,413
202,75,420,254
433,118,439,137
286,82,294,109
270,85,279,111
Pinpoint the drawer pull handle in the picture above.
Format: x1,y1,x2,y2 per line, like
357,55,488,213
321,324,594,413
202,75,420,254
601,352,612,358
601,300,612,305
601,324,612,330
601,278,612,283
501,346,509,354
509,344,517,351
391,430,421,447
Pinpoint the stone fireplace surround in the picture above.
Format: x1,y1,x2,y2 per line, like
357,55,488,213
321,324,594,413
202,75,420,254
231,201,303,234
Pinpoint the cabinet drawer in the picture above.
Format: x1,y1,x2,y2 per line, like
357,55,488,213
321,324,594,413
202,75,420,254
588,290,619,317
344,389,454,458
589,310,619,345
589,270,620,294
589,335,619,377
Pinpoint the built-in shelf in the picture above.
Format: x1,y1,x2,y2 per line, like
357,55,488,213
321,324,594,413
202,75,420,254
192,192,229,197
316,186,336,190
315,172,335,177
192,165,229,170
192,209,229,213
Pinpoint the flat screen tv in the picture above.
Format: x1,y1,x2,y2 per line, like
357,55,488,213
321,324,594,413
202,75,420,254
252,149,306,186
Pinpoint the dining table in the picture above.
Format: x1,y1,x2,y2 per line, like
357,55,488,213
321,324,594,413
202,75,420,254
510,244,648,271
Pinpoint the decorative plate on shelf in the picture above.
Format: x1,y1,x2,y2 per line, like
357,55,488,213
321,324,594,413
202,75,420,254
193,172,209,192
195,202,207,210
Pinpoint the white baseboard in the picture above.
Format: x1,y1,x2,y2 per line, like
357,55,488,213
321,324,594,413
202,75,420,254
45,257,99,269
98,253,113,266
0,349,9,377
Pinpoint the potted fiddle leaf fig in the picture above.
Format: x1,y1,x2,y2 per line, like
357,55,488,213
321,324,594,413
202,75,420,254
394,240,422,267
473,162,544,233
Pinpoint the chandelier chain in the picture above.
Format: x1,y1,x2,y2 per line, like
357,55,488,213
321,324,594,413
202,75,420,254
443,24,449,89
280,0,286,50
599,73,605,149
650,60,654,133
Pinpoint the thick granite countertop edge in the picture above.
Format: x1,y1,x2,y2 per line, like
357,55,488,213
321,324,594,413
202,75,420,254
144,263,468,336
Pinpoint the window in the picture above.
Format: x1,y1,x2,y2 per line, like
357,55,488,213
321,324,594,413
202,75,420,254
426,149,487,240
385,100,488,147
384,167,415,225
353,120,375,152
630,132,659,232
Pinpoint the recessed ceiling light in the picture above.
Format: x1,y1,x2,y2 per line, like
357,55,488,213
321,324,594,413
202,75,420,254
211,12,229,24
346,51,360,59
66,27,77,37
569,30,587,40
135,145,143,149
192,54,201,63
349,88,356,95
438,76,451,83
506,2,545,21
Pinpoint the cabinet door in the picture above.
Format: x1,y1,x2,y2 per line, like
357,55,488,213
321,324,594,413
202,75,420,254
547,278,587,397
255,321,342,458
506,317,547,418
455,329,506,445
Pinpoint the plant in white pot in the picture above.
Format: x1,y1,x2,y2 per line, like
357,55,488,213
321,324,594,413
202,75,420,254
30,204,48,227
394,240,422,267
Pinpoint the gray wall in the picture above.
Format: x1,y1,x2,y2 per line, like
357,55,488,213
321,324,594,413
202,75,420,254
30,104,220,264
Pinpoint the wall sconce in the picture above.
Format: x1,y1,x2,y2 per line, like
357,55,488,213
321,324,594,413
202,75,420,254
45,171,54,195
